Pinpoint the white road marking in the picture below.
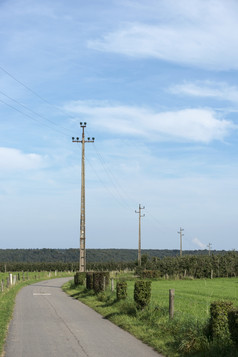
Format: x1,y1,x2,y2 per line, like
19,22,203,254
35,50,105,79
33,293,51,296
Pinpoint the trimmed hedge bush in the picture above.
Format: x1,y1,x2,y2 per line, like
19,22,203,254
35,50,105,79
140,270,161,279
93,272,109,294
134,280,151,310
116,281,127,300
228,308,238,345
74,272,86,285
86,272,94,290
208,300,234,341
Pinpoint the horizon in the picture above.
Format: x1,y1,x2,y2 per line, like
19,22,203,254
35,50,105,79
0,1,238,251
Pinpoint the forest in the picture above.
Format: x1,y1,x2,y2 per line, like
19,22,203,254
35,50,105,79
0,248,225,263
0,249,237,279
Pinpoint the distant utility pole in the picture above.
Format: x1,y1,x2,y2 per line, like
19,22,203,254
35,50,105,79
177,227,184,257
72,122,95,272
207,243,212,256
135,204,145,266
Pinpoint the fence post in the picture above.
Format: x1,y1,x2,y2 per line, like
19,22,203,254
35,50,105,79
103,276,106,291
111,278,114,292
9,274,13,286
169,289,175,319
1,279,4,292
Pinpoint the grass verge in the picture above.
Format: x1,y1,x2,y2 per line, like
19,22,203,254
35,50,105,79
63,279,238,357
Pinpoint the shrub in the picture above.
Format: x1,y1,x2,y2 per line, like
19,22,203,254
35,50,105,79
134,280,151,310
140,270,161,279
116,281,127,300
74,272,86,285
93,272,109,294
228,308,238,345
86,272,94,290
208,300,234,341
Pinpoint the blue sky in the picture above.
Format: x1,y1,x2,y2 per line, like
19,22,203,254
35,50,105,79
0,0,238,250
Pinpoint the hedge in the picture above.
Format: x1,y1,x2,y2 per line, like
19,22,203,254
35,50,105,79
208,300,234,341
93,272,109,293
134,280,151,310
74,272,86,286
86,272,94,290
140,270,161,279
116,281,127,300
228,308,238,345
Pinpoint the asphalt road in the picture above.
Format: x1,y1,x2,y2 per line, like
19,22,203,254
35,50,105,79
4,277,163,357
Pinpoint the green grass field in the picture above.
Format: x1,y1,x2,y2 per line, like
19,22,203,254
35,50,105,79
63,277,238,357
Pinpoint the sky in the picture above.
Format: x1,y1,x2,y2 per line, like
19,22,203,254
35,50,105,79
0,0,238,251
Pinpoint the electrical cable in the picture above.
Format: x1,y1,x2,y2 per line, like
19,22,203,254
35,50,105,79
0,89,72,135
0,97,69,137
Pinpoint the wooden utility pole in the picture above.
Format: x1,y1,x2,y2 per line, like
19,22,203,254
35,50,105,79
135,204,145,266
207,243,212,256
169,289,175,319
72,123,95,272
177,227,184,257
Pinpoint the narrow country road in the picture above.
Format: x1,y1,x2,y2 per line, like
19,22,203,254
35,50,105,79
4,278,163,357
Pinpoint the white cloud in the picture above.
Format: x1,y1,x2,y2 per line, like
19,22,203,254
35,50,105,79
0,147,45,172
192,237,206,249
169,81,238,103
65,101,234,143
88,1,238,70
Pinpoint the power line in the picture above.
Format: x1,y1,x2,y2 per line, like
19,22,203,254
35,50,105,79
85,154,133,210
0,65,54,106
0,65,80,121
0,97,69,137
0,89,72,136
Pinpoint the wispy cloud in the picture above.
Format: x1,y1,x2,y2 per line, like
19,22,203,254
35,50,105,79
65,100,234,143
192,237,206,249
0,147,46,172
170,81,238,103
88,1,238,70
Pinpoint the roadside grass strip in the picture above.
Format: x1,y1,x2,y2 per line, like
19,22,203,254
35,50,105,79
63,277,238,357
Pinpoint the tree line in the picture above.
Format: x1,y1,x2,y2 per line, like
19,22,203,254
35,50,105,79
137,251,238,278
0,248,225,263
0,251,237,278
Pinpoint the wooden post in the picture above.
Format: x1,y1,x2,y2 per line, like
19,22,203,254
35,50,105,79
111,278,114,292
1,279,4,292
169,289,175,319
9,274,13,286
18,273,20,281
211,269,213,279
103,276,106,291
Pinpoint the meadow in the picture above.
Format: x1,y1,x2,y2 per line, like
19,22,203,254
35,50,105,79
63,276,238,357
